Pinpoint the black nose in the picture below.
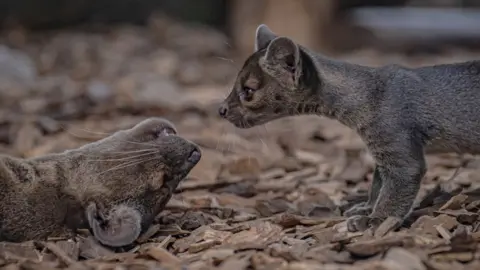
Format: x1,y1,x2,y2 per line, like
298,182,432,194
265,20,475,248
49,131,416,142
187,148,202,163
218,105,228,118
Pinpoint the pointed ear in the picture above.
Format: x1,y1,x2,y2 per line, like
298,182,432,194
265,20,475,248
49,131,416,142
260,37,302,89
255,24,277,51
264,37,301,71
86,203,142,247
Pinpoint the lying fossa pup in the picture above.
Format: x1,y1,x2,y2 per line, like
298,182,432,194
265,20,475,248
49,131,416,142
0,117,201,246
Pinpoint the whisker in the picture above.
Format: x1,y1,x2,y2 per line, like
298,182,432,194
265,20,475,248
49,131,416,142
60,125,109,140
69,126,114,136
240,119,255,167
216,57,234,63
225,124,237,154
108,138,160,148
215,124,227,153
62,124,161,149
78,148,158,159
258,126,271,153
223,41,233,49
97,156,158,176
102,149,158,155
85,151,157,162
261,124,270,137
252,125,268,152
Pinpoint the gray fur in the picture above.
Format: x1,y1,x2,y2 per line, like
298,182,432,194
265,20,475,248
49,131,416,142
0,117,201,245
219,24,480,232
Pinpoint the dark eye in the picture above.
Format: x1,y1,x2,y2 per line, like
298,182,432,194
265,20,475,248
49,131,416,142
241,87,255,102
154,127,176,138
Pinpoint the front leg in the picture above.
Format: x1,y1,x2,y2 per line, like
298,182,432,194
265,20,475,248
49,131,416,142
347,136,426,232
344,167,382,217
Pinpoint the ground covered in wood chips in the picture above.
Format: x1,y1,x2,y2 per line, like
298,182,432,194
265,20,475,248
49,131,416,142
2,17,480,270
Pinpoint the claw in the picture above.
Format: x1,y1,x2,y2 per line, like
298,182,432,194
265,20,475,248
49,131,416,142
344,203,373,217
346,215,371,232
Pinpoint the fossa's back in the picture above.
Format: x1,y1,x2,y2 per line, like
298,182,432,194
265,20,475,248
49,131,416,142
375,61,480,153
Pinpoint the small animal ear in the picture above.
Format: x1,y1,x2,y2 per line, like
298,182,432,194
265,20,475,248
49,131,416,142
255,24,277,51
86,203,142,247
264,37,301,72
261,37,302,89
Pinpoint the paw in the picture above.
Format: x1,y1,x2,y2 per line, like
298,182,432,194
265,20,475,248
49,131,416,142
346,215,384,232
86,202,107,225
344,202,373,217
86,203,142,247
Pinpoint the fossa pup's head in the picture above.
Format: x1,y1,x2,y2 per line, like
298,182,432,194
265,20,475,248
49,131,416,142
77,117,201,185
219,24,319,128
71,117,201,247
0,117,201,246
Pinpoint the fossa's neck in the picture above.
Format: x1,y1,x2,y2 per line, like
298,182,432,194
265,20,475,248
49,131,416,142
28,154,73,185
302,48,379,129
30,151,83,186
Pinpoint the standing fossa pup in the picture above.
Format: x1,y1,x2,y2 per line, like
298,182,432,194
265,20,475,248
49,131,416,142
0,117,201,246
218,24,480,232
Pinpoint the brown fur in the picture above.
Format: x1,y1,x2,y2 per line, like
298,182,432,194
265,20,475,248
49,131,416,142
0,117,201,246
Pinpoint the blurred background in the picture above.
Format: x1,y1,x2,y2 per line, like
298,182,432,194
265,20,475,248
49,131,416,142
2,0,480,55
0,0,479,169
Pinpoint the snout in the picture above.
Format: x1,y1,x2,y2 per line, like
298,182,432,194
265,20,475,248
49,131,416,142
168,141,202,181
217,102,249,128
